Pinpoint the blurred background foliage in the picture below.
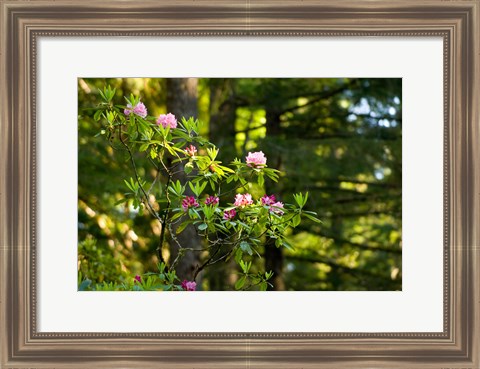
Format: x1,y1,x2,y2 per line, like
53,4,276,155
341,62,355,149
78,77,402,291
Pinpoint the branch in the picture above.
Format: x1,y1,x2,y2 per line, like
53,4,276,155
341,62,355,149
117,126,166,265
158,156,173,268
293,132,400,141
279,79,360,115
316,230,402,254
193,239,224,281
286,254,394,281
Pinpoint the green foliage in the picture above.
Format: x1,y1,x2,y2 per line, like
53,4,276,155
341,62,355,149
78,237,127,284
79,82,318,291
78,262,184,291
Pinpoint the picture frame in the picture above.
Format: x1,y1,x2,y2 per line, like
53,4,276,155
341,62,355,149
1,0,478,368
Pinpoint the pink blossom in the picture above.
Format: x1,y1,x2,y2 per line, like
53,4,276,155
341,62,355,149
261,194,276,206
156,113,177,129
246,151,267,168
124,102,148,118
234,193,253,207
205,195,219,206
181,280,197,291
182,196,199,212
185,145,197,157
270,201,285,215
223,209,237,220
134,275,142,284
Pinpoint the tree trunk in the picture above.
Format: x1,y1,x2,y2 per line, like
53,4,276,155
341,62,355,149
166,78,202,282
207,78,238,290
209,79,237,157
264,108,285,291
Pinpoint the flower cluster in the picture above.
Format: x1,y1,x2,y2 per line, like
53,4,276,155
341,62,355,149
182,196,199,212
269,201,285,215
246,151,267,168
124,102,148,118
205,195,219,206
223,209,237,220
181,280,197,291
134,275,142,284
261,194,276,205
261,194,284,215
157,113,178,129
185,144,197,157
234,193,254,207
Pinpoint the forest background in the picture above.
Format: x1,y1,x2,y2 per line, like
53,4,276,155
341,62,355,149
78,77,402,291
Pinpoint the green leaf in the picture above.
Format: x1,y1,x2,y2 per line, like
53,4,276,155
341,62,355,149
303,212,322,223
188,182,198,196
198,181,208,195
293,193,303,207
240,241,253,255
206,147,218,160
235,276,246,290
94,109,103,121
234,248,243,264
139,143,149,152
170,211,184,222
114,197,129,206
176,221,190,235
239,260,247,273
218,165,235,174
197,223,208,231
257,173,264,187
282,240,294,251
184,162,193,175
303,191,309,206
292,213,301,227
124,178,134,191
78,279,92,291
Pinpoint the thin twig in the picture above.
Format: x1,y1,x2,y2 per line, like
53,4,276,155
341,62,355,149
117,126,166,265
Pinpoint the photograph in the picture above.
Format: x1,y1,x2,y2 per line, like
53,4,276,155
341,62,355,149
78,77,402,291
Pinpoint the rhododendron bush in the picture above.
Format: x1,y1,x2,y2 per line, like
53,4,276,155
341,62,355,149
81,86,321,291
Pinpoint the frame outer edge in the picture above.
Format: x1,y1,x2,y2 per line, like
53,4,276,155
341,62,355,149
470,1,479,368
1,2,12,368
0,0,6,366
1,0,480,368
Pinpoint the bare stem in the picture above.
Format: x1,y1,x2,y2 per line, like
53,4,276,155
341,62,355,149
117,126,166,265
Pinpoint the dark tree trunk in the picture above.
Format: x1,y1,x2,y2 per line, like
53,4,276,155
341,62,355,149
264,108,285,291
206,79,238,290
166,78,202,282
209,79,237,156
264,239,285,290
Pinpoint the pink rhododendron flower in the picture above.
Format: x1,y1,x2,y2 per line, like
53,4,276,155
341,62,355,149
182,196,199,212
234,193,253,207
223,209,237,220
246,151,267,168
261,194,276,206
134,275,142,283
181,280,197,291
156,113,177,129
204,195,219,206
185,144,197,157
124,102,148,118
270,201,285,215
